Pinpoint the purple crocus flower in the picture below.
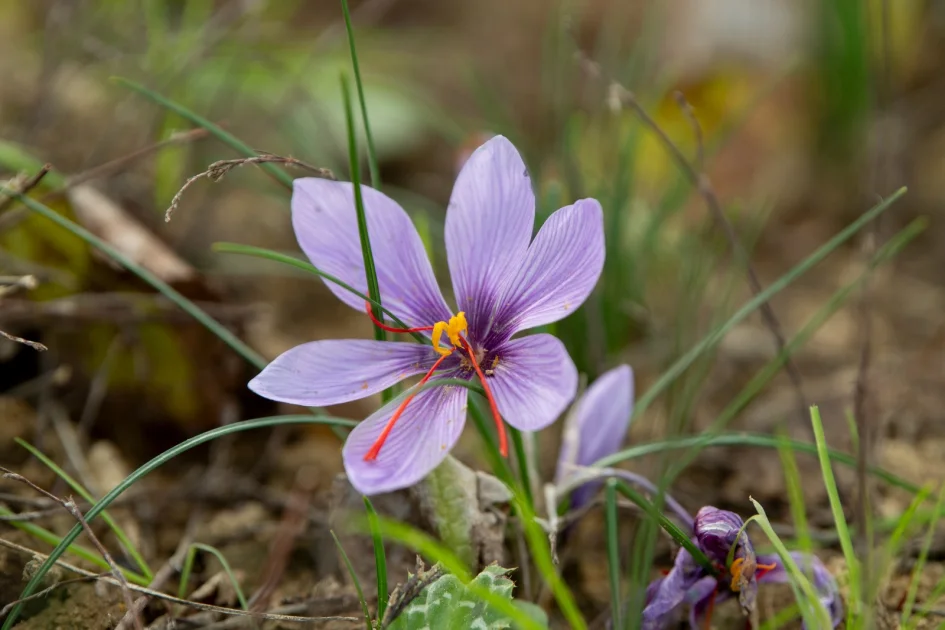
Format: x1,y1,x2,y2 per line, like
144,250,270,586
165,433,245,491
554,364,634,509
249,136,605,496
643,506,842,629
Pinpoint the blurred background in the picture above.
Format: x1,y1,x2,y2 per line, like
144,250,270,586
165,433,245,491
1,0,945,626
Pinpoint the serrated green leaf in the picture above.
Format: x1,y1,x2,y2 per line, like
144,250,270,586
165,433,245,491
388,564,545,630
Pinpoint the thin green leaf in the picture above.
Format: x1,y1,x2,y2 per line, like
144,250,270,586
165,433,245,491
777,434,813,557
341,0,381,188
2,414,355,630
113,77,294,190
178,543,249,610
509,427,534,509
809,405,860,621
363,497,388,622
902,483,945,625
604,480,622,628
331,531,373,630
15,438,153,580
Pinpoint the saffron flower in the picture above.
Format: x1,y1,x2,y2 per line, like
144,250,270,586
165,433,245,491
643,506,843,629
249,136,605,495
554,364,635,510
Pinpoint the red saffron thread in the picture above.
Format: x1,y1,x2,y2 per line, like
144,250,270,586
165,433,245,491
364,301,435,334
755,562,777,581
704,584,718,630
363,353,451,461
459,336,508,457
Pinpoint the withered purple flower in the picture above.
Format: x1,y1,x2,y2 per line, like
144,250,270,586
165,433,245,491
249,136,605,496
554,364,634,509
643,506,842,629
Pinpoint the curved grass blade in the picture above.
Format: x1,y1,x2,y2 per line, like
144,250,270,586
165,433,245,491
2,414,354,630
509,427,534,509
604,480,621,628
0,186,267,371
341,0,380,188
630,187,906,421
178,542,249,610
15,438,153,580
113,77,294,190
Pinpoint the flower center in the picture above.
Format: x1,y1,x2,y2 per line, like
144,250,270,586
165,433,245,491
361,302,507,461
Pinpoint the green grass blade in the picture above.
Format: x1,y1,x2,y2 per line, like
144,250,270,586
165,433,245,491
809,405,860,621
777,434,813,557
177,543,249,610
902,483,945,625
212,242,425,343
363,496,388,622
331,530,373,630
750,498,833,628
15,438,153,580
113,77,293,190
340,75,386,346
341,0,380,189
604,480,622,628
0,186,267,371
2,414,355,630
0,505,149,585
630,188,906,421
509,427,534,509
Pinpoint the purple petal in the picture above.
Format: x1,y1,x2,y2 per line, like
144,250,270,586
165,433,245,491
642,548,707,629
292,178,451,329
757,552,843,628
445,136,535,341
487,334,577,431
342,381,468,495
694,506,755,566
249,339,438,407
490,198,605,338
687,578,727,629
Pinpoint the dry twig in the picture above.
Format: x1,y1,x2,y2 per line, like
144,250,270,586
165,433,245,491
165,154,335,222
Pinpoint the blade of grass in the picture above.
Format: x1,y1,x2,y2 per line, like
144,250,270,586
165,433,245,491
750,497,833,629
340,75,386,348
901,483,945,625
15,438,153,580
509,427,535,509
113,78,294,190
331,531,372,630
212,242,425,344
177,543,248,610
604,479,622,628
363,497,388,622
2,414,355,630
809,405,861,623
0,186,267,371
630,188,906,422
777,433,813,557
340,0,380,189
0,505,149,585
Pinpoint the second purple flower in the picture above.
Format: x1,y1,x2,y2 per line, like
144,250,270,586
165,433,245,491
249,136,605,496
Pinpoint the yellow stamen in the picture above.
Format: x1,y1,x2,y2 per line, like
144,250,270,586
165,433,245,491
432,312,467,357
729,557,744,591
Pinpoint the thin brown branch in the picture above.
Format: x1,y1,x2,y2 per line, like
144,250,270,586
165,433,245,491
574,48,809,426
0,575,104,619
0,537,360,623
0,467,143,630
0,330,47,351
165,154,335,222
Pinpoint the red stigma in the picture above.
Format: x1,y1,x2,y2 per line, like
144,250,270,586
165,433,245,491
459,336,508,457
363,353,450,461
755,561,777,580
364,301,435,334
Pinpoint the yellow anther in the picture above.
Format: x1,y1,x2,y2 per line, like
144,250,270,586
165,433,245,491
431,312,468,357
729,557,745,591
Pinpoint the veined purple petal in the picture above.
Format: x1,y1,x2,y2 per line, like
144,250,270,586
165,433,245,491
444,135,535,341
248,339,438,407
642,548,708,629
489,198,605,339
487,334,577,431
342,381,468,495
757,552,843,628
292,179,452,329
694,506,755,566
